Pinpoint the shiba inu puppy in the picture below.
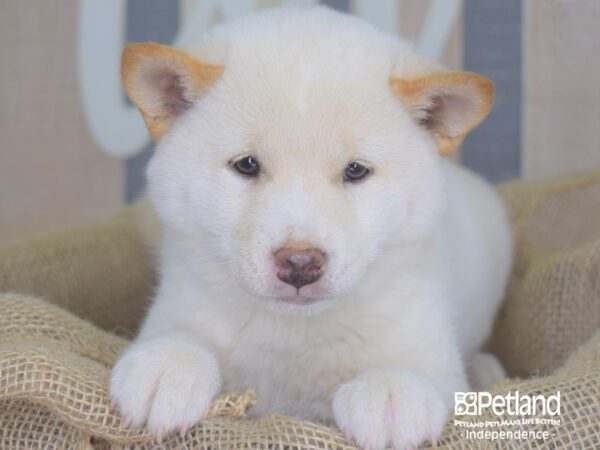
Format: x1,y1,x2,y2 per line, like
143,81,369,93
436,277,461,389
110,6,512,449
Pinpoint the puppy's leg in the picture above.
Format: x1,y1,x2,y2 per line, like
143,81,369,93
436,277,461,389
333,367,465,450
110,334,221,439
467,351,506,391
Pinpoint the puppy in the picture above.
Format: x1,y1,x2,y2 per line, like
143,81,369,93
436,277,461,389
110,6,512,449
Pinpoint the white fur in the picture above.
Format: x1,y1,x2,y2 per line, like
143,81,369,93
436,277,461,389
111,6,512,449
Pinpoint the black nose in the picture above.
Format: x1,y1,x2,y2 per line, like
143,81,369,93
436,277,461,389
274,246,326,289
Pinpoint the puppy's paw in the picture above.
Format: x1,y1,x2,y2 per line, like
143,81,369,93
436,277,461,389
333,369,448,450
110,337,221,438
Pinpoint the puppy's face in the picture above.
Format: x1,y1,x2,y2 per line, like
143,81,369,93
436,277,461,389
123,42,493,313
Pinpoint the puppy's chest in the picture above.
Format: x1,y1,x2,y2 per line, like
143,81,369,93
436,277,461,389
218,315,395,419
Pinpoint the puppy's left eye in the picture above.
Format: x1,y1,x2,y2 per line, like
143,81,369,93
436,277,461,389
343,161,370,182
231,156,260,177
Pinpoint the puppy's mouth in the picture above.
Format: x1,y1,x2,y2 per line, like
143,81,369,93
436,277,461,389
269,278,331,305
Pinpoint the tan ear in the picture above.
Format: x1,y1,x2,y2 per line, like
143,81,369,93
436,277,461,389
390,72,494,155
122,42,223,140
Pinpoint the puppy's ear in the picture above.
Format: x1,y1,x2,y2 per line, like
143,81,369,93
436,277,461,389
390,72,494,155
122,42,223,140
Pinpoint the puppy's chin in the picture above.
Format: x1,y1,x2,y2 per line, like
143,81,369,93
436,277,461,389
277,295,320,305
260,296,337,316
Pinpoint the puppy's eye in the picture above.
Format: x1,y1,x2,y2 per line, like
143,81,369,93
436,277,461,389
343,161,370,182
232,156,260,177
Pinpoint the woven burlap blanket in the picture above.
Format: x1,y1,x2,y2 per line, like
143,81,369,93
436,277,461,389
1,171,599,449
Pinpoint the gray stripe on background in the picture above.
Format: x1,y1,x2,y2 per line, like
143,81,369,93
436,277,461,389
125,0,180,202
321,0,350,12
462,0,521,182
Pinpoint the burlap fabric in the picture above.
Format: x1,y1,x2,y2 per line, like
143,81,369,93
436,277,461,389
489,171,600,377
1,171,599,449
0,207,156,336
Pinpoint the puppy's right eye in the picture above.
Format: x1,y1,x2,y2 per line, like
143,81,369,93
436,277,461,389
343,161,370,182
231,156,260,177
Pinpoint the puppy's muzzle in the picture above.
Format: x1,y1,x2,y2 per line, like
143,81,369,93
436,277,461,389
274,246,326,289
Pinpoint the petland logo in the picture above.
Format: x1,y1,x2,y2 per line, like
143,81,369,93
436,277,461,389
454,391,562,442
455,391,561,417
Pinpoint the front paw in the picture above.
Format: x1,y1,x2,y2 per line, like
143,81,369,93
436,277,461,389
333,369,448,450
110,337,221,439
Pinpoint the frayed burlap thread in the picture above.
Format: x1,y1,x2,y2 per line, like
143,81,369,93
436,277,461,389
0,399,93,450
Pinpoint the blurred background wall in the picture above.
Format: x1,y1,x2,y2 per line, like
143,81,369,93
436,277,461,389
1,0,599,243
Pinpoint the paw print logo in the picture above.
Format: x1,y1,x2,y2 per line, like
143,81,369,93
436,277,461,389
455,392,478,415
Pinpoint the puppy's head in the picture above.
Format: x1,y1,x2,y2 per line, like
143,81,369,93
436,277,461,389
123,8,493,313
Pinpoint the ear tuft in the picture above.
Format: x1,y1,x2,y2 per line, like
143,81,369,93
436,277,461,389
390,72,495,155
122,42,223,140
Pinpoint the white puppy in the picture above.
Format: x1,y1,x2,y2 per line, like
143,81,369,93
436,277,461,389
110,6,512,449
